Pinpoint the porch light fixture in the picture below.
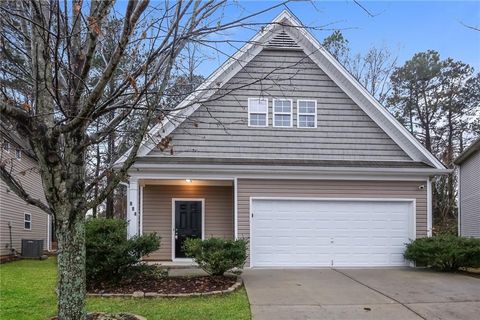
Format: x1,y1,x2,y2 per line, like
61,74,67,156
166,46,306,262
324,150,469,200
185,179,192,183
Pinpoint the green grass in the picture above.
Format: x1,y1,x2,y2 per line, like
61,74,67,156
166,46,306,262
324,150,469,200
0,258,251,320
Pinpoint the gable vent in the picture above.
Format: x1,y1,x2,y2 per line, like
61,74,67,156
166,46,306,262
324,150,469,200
265,31,301,50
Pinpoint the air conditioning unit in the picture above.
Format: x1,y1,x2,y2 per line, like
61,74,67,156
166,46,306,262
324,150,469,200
21,239,44,258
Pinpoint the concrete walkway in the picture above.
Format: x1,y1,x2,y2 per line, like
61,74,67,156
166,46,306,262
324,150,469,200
242,268,480,320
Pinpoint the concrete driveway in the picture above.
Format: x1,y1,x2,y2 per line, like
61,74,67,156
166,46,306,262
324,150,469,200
242,268,480,320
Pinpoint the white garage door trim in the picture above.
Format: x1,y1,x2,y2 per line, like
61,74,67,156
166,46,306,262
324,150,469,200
249,197,416,268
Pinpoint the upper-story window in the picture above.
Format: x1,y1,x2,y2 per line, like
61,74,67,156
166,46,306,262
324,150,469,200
273,99,293,127
297,100,317,128
248,98,268,127
2,139,10,152
24,213,31,230
15,149,22,160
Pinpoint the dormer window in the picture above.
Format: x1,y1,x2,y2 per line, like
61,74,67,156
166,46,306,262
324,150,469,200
248,98,268,127
273,99,293,127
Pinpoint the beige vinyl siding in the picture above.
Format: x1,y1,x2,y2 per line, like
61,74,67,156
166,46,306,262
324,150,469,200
237,179,427,266
150,49,410,161
0,138,48,256
142,185,234,260
459,151,480,237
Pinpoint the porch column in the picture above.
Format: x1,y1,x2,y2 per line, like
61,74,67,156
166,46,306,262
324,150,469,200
234,177,238,239
127,179,139,238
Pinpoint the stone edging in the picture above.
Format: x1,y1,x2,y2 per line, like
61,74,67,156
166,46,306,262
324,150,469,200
87,276,243,298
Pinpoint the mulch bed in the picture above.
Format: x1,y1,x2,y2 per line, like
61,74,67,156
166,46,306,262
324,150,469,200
88,275,237,295
52,312,144,320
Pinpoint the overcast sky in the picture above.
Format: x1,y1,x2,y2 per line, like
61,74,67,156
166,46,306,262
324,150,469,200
194,1,480,76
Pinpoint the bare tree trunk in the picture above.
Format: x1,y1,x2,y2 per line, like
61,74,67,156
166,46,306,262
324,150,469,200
446,110,456,221
92,141,101,218
409,106,414,134
56,211,86,320
105,109,115,219
424,124,432,152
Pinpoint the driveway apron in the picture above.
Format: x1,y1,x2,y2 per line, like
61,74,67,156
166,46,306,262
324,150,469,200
242,268,480,320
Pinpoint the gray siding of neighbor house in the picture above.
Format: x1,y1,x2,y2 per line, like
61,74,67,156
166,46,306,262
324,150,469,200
142,185,234,261
459,151,480,237
237,179,427,266
149,49,411,161
0,138,48,257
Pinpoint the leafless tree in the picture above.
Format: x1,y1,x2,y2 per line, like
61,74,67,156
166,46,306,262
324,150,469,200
0,1,290,318
322,30,397,104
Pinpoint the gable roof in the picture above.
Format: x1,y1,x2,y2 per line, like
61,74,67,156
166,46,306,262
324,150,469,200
117,10,445,170
454,137,480,165
0,122,36,160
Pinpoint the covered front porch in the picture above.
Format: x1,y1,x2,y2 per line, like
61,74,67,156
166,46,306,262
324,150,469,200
126,178,236,262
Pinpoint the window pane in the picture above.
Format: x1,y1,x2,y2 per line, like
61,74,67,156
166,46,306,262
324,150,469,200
249,99,267,113
249,113,267,126
298,101,316,114
25,214,31,221
299,115,316,128
274,100,292,113
25,221,31,229
274,114,291,127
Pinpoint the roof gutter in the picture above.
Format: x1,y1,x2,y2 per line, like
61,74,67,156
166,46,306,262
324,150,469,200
454,137,480,165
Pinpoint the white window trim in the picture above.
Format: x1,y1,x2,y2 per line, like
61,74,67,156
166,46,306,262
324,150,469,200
24,213,31,230
15,149,22,160
248,98,268,127
297,99,317,128
273,98,293,128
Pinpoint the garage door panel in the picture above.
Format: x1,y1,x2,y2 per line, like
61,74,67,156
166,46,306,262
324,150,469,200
251,199,413,267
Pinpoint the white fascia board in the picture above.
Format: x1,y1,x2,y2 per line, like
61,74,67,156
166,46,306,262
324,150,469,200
130,171,430,182
281,13,445,170
128,164,450,179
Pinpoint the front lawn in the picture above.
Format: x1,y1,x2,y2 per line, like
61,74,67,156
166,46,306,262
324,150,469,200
0,258,251,320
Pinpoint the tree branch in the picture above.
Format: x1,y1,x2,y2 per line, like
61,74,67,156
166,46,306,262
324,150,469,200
0,99,31,123
0,164,52,215
55,0,149,134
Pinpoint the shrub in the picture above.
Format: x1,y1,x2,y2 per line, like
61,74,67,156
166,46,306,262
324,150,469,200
85,218,160,283
183,238,247,276
404,235,480,271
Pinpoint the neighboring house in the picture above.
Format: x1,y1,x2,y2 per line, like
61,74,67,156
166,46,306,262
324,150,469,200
0,125,51,259
455,138,480,238
117,11,448,267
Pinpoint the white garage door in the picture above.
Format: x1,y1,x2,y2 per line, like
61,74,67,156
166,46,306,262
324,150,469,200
251,199,414,267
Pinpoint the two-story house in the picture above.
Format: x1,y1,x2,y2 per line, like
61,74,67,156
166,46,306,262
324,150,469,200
116,11,448,268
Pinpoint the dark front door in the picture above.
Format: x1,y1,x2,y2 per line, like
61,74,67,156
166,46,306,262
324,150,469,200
175,200,202,258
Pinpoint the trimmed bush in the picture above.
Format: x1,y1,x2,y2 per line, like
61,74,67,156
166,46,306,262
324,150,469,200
183,238,247,276
85,218,160,283
404,234,480,271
